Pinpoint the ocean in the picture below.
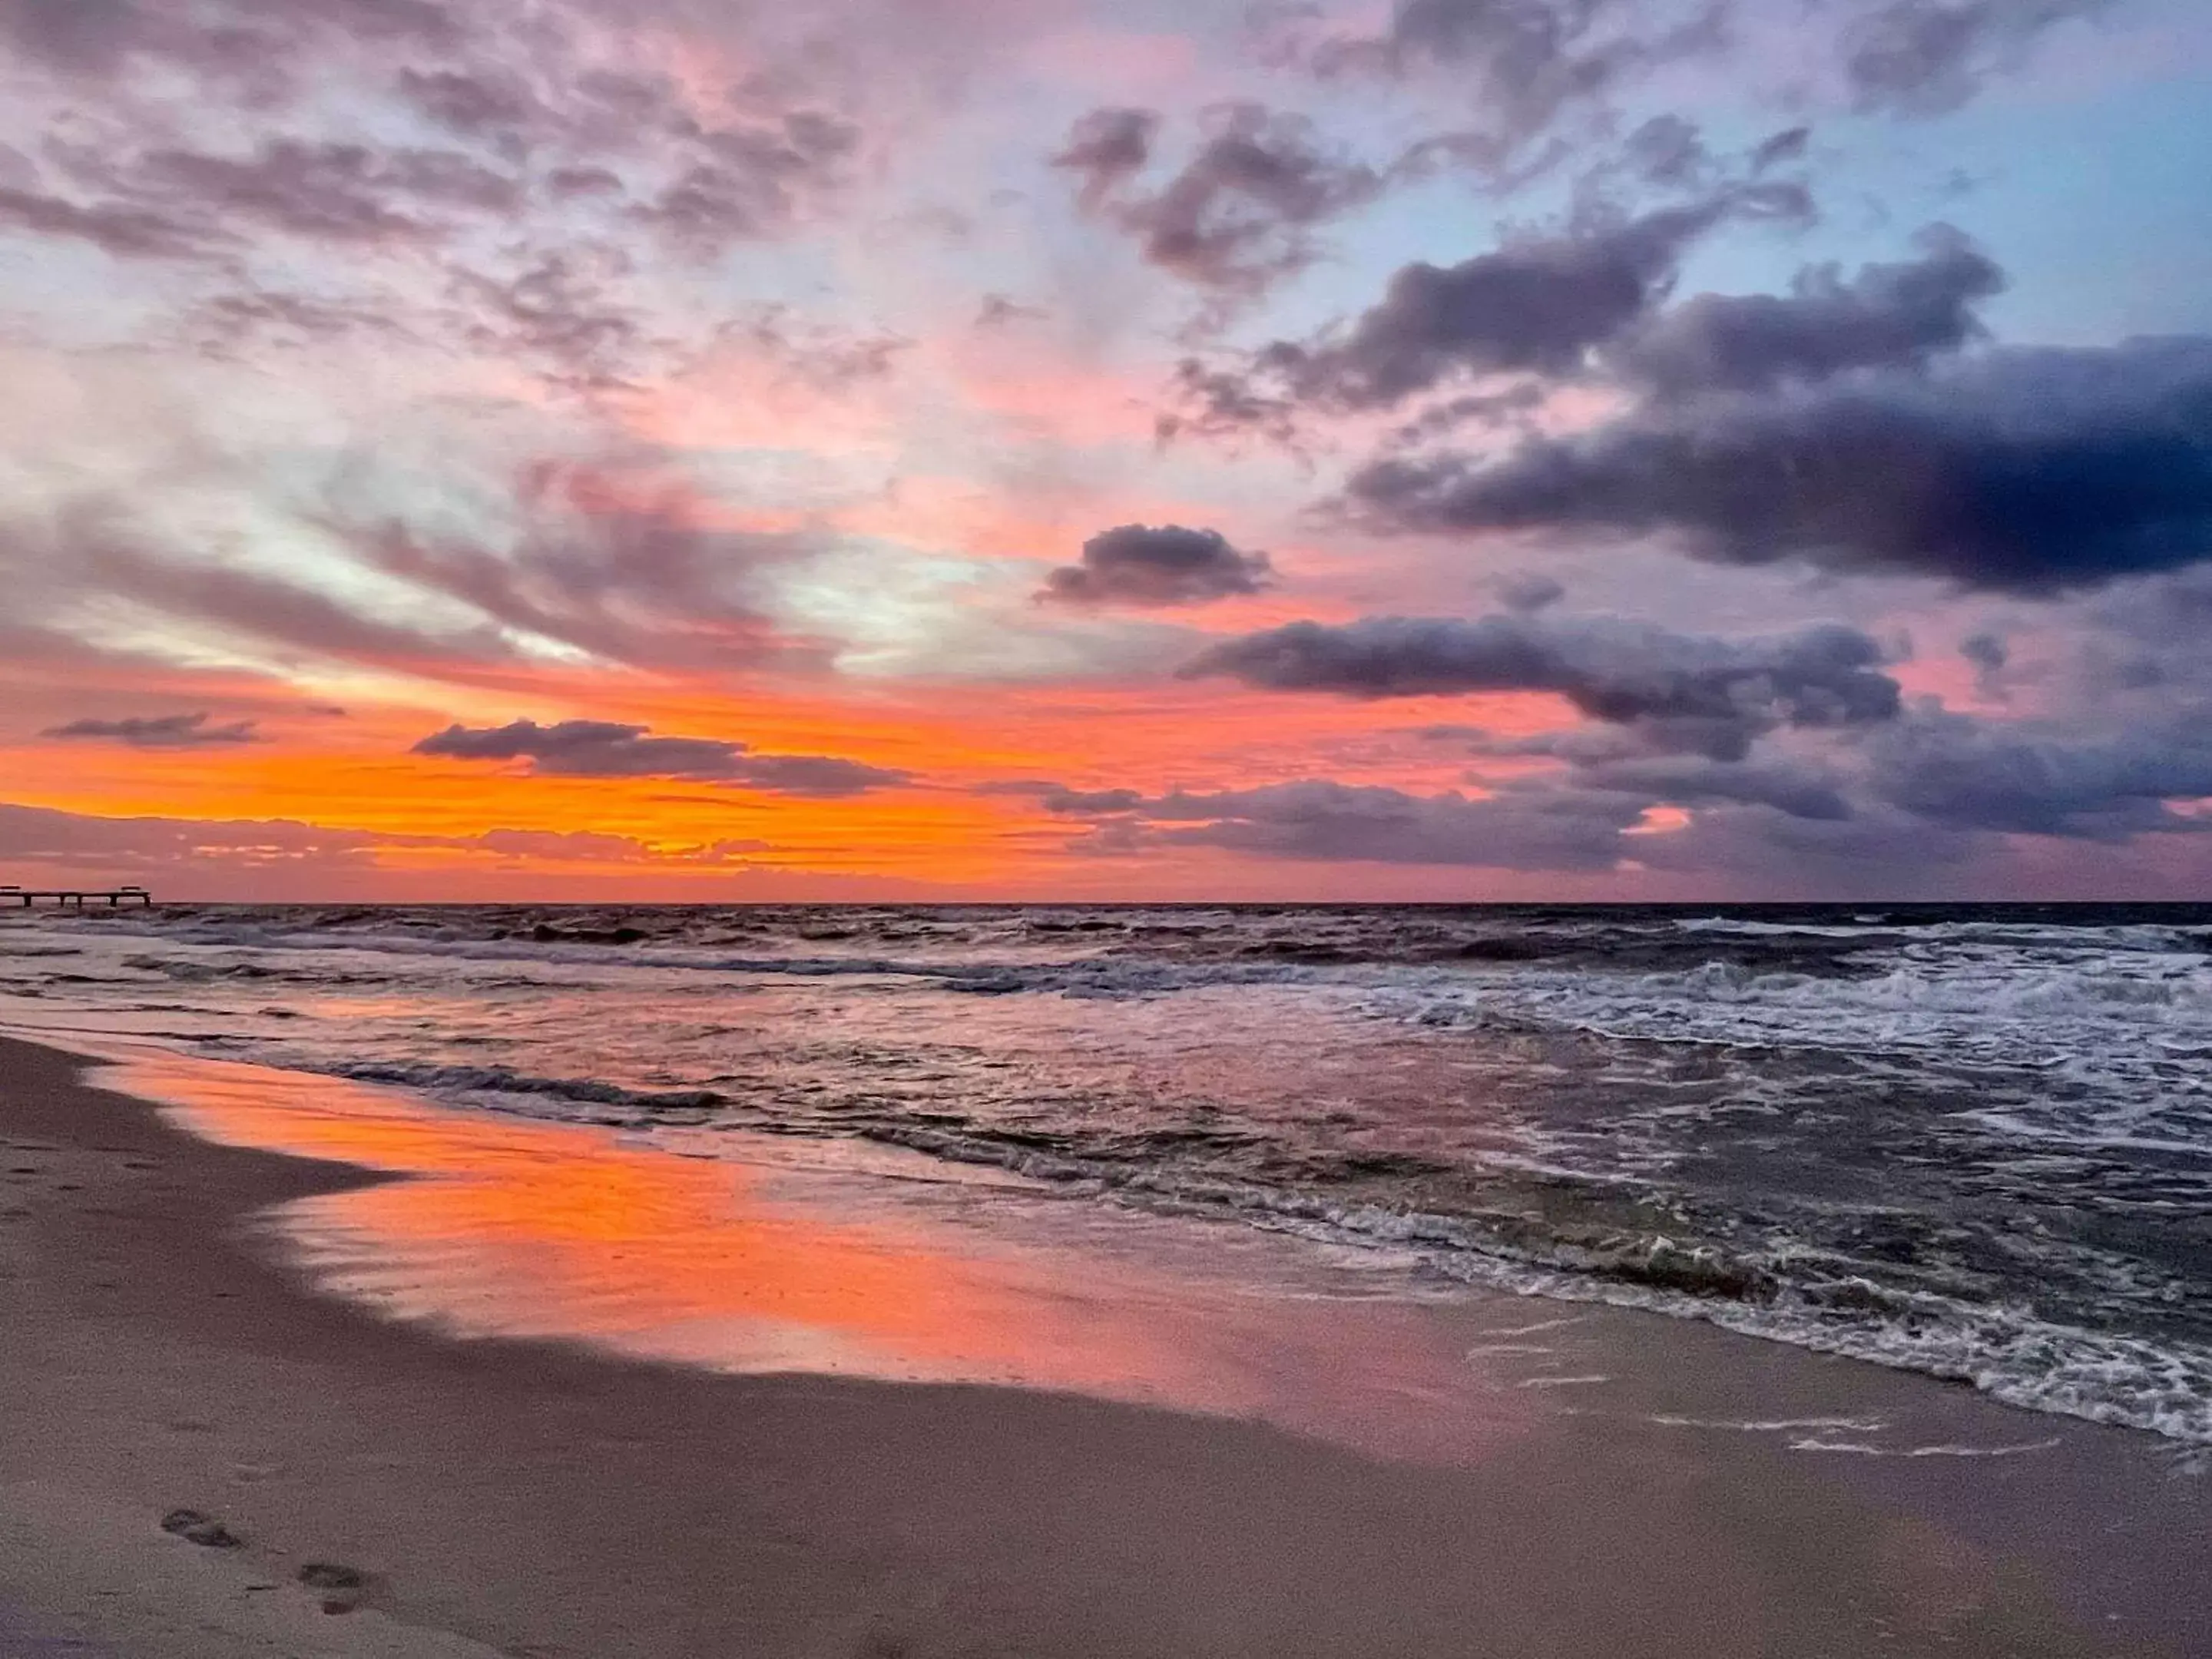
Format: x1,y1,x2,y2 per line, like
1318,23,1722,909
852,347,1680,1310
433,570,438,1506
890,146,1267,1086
4,901,2208,1445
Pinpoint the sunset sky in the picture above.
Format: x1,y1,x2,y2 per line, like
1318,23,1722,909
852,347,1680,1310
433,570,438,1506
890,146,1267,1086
4,0,2211,901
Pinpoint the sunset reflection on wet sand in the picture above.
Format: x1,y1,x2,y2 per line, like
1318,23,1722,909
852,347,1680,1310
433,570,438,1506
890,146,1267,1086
93,1044,1535,1462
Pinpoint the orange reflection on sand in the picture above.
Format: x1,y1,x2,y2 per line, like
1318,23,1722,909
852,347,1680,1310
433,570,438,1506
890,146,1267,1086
104,1050,1264,1407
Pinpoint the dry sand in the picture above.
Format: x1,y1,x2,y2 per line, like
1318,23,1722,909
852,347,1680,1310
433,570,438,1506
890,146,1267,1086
0,1034,2200,1658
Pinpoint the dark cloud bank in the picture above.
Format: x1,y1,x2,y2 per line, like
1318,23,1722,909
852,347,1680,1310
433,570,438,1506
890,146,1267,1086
1168,185,1813,439
1184,612,1900,760
1038,590,2212,877
1346,332,2212,596
1182,198,2209,600
1123,24,2212,885
413,720,912,797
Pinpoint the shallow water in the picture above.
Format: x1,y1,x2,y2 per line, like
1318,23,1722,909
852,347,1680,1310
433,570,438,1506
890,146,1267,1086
5,901,2210,1442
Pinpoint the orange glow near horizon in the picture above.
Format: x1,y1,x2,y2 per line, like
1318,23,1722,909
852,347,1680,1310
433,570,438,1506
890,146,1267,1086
2,649,1590,897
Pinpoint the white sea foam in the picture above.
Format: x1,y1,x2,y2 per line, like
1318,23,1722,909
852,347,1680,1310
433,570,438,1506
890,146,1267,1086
1648,1415,1889,1434
1783,1436,2064,1458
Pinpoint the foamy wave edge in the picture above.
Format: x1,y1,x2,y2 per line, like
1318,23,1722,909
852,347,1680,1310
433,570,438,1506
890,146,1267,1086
314,1058,2212,1448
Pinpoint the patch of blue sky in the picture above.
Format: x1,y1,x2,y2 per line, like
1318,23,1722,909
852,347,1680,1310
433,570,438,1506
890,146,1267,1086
1923,79,2212,343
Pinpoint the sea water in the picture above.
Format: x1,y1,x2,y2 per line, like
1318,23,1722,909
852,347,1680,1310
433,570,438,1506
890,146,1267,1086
5,901,2207,1442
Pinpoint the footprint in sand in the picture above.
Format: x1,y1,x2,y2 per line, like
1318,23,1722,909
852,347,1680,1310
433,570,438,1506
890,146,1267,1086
158,1509,243,1548
299,1561,370,1614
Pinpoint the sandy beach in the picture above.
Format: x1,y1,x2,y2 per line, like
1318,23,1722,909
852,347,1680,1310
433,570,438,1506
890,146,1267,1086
0,1031,2204,1659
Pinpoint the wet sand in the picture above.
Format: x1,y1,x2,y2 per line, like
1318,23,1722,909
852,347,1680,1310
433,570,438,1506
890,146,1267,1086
0,1033,2204,1658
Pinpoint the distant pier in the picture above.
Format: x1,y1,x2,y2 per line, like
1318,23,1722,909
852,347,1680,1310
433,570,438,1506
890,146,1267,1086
3,886,153,909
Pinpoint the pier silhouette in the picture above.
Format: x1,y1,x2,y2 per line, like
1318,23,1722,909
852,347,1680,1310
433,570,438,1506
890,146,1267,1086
3,885,153,909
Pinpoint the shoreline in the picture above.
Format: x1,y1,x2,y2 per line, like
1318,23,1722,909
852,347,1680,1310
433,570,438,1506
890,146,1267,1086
8,900,2205,1453
1,1032,2204,1657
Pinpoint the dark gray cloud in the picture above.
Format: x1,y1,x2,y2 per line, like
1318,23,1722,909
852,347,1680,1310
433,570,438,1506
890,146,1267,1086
1366,202,1727,398
1168,190,1810,434
1038,525,1277,609
1016,678,2212,876
1863,710,2212,837
417,719,736,773
1610,224,2003,396
40,711,264,747
1015,713,2212,873
1025,724,2212,879
1037,785,1150,814
412,719,912,796
1054,102,1385,292
1839,0,2113,118
1268,200,1727,406
1184,611,1900,760
1344,333,2212,594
